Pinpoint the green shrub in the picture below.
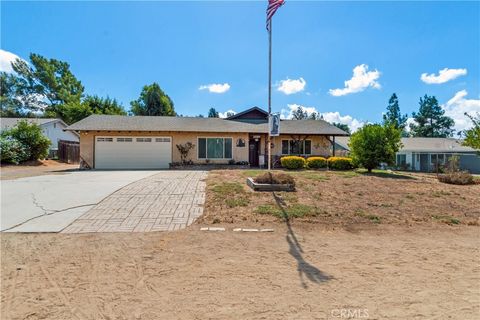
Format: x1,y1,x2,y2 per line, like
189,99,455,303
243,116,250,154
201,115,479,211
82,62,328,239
280,156,305,170
254,172,295,187
306,156,327,169
0,137,29,164
5,120,51,160
328,157,354,170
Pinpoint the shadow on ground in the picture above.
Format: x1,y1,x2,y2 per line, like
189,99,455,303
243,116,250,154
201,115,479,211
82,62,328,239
273,192,332,288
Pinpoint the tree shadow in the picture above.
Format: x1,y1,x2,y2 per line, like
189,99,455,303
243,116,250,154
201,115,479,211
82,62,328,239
272,192,333,289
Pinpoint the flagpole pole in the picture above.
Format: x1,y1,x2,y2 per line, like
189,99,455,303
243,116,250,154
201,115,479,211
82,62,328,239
267,20,272,171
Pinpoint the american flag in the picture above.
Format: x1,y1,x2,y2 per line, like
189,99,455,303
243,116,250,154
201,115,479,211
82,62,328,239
266,0,285,31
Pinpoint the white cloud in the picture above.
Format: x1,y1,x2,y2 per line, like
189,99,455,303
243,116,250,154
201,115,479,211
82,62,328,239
280,104,364,132
277,77,306,95
442,90,480,132
0,49,23,73
420,68,467,84
199,83,230,94
329,64,381,96
218,109,236,118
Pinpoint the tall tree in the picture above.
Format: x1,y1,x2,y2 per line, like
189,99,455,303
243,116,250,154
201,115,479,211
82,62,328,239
332,122,351,134
208,108,219,118
463,112,480,150
292,106,308,120
130,83,175,116
383,93,407,131
82,95,126,115
0,72,37,117
409,94,454,137
11,54,84,118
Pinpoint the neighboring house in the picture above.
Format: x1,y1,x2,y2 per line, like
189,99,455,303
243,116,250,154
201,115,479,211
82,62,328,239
0,118,79,153
66,107,348,169
334,136,480,174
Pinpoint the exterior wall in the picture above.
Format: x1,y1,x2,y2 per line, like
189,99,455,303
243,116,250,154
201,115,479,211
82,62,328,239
270,134,331,157
42,121,79,150
79,131,249,168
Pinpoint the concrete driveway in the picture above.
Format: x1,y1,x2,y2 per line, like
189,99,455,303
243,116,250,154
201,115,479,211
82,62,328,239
1,171,159,232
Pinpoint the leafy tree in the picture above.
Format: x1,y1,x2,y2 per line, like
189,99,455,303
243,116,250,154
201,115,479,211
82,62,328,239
83,95,126,115
332,122,351,134
292,106,308,120
130,83,175,116
383,93,407,131
10,54,84,118
196,114,204,118
2,120,51,160
208,107,219,118
0,72,37,117
463,112,480,150
349,124,402,172
225,111,235,118
409,94,454,137
309,112,323,120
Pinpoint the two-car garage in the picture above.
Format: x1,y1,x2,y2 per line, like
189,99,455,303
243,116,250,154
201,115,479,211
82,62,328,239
94,136,172,169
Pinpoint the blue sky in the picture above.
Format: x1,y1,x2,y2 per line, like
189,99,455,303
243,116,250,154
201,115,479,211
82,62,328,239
1,1,479,131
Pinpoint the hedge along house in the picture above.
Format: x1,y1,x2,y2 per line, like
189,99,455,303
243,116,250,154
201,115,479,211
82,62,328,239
335,136,480,174
66,107,348,170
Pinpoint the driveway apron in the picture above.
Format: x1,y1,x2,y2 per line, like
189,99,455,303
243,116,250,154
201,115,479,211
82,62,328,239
62,171,207,233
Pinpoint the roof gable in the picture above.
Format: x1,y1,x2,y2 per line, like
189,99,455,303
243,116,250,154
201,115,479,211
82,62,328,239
226,107,268,123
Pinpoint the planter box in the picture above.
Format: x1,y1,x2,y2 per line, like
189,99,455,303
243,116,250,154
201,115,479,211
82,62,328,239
246,177,295,192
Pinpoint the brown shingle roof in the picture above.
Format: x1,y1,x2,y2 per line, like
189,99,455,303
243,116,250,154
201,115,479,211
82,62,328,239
66,115,349,136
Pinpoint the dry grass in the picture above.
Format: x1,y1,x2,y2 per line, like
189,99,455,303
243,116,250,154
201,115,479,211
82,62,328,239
199,169,480,227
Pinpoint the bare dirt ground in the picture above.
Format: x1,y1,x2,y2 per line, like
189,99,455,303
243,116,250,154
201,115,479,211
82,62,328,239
1,224,478,319
1,169,479,319
0,160,78,180
200,169,480,227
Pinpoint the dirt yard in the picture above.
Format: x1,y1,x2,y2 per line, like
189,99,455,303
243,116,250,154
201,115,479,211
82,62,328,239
1,225,478,319
1,169,479,319
200,169,480,227
0,160,78,180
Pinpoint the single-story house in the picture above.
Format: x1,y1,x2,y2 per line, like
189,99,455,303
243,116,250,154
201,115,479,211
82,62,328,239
1,118,79,153
335,136,480,174
66,107,348,169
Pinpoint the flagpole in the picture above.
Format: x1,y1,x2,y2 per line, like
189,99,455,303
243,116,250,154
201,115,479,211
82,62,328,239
267,20,272,171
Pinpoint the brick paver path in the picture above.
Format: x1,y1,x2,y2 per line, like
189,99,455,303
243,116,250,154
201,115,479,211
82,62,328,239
62,171,207,233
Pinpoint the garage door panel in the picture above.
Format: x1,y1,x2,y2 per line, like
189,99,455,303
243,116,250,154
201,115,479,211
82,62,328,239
95,136,172,169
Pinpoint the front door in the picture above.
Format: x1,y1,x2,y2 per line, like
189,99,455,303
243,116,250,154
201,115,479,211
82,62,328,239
249,139,260,167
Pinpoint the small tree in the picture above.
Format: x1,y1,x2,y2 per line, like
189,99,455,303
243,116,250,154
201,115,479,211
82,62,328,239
130,83,176,116
349,124,402,172
463,112,480,150
176,142,195,164
383,93,408,132
208,108,219,118
332,122,351,134
5,120,51,160
292,106,308,120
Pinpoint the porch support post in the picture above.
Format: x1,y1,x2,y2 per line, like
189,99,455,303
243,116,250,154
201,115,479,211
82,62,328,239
332,136,336,156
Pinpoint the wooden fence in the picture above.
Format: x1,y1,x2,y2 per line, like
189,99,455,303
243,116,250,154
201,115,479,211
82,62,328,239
58,140,80,164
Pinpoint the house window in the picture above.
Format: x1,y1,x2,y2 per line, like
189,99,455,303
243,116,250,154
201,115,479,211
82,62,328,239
136,138,152,142
155,138,171,142
117,138,132,142
282,139,312,155
197,137,233,159
396,154,406,165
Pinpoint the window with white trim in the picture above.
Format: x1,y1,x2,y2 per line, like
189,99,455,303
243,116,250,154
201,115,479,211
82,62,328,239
198,137,233,159
281,139,311,155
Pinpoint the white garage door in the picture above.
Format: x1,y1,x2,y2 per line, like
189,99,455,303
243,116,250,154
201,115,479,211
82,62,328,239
95,136,172,169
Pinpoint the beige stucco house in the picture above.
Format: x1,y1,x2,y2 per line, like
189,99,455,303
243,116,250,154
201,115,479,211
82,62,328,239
66,107,348,169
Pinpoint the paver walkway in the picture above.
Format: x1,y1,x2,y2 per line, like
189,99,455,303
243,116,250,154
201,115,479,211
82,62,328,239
62,171,207,233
